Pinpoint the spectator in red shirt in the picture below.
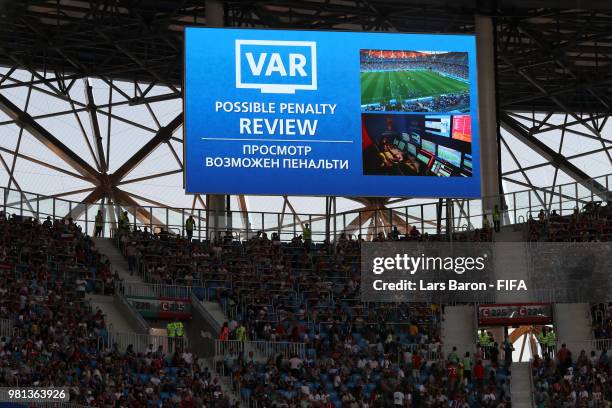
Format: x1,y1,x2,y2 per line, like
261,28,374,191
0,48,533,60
219,322,229,341
447,362,459,394
474,359,485,388
412,352,422,379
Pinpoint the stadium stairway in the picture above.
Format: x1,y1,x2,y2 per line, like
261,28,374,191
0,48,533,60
196,299,271,362
441,305,475,355
511,362,534,408
494,229,524,242
89,238,151,335
93,237,137,281
199,300,228,332
93,237,156,298
553,303,592,345
492,230,531,303
87,293,139,334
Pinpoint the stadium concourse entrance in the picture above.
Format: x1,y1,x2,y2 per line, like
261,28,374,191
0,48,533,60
477,303,555,362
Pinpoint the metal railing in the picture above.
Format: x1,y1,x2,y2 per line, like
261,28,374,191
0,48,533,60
192,293,222,332
529,359,537,408
7,403,90,408
398,343,477,362
117,281,198,299
104,331,190,354
0,318,13,339
1,173,609,241
214,339,305,360
115,292,150,334
555,339,612,354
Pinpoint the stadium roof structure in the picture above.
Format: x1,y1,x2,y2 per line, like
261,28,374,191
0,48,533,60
0,0,610,233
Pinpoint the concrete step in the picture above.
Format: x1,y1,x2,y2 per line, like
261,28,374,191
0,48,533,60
554,303,592,344
201,301,228,329
494,229,525,242
493,242,530,303
92,237,137,282
442,305,475,355
88,294,135,334
511,362,533,408
199,358,244,408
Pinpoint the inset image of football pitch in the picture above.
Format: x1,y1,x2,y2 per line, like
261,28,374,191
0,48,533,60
360,70,468,106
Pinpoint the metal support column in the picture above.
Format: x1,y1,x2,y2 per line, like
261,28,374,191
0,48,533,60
475,15,501,215
446,198,455,239
205,0,228,241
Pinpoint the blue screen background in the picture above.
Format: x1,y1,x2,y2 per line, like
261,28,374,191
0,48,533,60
184,28,481,197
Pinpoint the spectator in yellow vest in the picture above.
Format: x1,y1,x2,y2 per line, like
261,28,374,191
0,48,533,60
303,223,312,251
185,215,195,242
119,211,129,232
95,210,104,238
166,320,176,353
493,205,501,232
235,323,247,342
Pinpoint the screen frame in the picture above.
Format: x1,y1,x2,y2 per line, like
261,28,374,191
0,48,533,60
184,27,480,198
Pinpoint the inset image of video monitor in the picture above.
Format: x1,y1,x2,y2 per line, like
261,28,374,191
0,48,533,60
438,145,462,167
452,114,472,143
431,160,453,177
463,153,473,169
421,139,436,155
425,115,451,138
407,143,417,157
417,152,431,165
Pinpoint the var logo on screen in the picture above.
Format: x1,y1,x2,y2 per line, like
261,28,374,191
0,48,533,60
235,40,317,94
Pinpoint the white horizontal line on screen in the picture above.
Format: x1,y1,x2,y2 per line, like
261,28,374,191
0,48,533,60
201,137,353,143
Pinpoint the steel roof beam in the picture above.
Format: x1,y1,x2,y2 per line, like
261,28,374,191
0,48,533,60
0,93,100,183
112,188,166,229
84,80,107,173
500,112,609,199
110,113,182,183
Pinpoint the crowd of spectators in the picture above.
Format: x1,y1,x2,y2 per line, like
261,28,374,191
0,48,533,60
222,344,511,408
526,201,612,242
363,91,470,113
361,59,469,80
532,347,611,407
0,213,236,407
114,220,511,407
522,201,611,407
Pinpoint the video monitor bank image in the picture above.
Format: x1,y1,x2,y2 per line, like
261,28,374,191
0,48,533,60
362,113,473,178
185,28,480,197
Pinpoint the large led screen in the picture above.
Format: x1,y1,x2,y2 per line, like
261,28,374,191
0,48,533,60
185,28,480,197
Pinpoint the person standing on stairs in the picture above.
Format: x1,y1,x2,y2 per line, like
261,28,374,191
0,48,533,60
303,223,312,252
546,328,556,358
538,326,551,357
95,210,104,238
167,319,176,353
503,338,514,367
126,241,137,275
119,211,130,232
174,317,185,353
185,215,195,242
493,205,501,232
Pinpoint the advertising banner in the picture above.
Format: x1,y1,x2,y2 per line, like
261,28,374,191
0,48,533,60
127,297,192,320
478,303,553,326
